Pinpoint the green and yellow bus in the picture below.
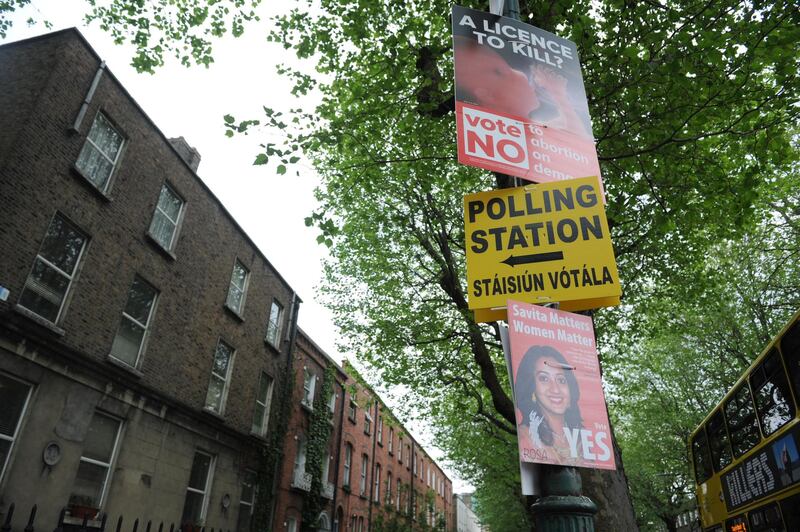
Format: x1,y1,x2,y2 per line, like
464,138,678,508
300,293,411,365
689,309,800,532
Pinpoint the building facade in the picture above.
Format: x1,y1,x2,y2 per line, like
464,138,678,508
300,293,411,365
0,28,454,532
0,28,299,529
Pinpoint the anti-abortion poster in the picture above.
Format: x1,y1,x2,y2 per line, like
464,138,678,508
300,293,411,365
507,299,616,470
452,5,602,190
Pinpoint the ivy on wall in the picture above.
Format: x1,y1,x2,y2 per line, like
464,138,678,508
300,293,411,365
300,364,335,531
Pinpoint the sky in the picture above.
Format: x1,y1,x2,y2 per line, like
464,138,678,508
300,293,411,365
5,0,472,492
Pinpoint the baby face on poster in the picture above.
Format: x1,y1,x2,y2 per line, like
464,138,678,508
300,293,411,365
507,299,616,470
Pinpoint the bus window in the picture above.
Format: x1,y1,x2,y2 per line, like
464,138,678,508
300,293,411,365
707,409,733,471
691,429,713,484
725,383,761,458
747,502,784,532
751,349,795,436
781,321,800,400
779,492,800,530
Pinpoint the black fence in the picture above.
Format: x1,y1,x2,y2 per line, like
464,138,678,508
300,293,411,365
1,505,232,532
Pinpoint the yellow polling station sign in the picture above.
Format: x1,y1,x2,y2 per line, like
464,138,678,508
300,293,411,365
464,176,620,320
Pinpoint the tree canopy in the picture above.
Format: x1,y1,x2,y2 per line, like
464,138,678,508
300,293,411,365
4,0,799,529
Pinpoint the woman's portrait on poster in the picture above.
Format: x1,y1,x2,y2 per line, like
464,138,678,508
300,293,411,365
516,345,584,465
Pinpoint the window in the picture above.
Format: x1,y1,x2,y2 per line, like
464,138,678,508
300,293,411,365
348,399,357,422
413,456,417,475
364,412,372,435
388,428,394,454
287,517,297,532
75,113,124,192
387,471,393,504
357,517,364,532
328,391,336,414
343,444,352,488
69,412,122,510
396,479,401,511
377,416,383,444
19,214,87,323
0,374,32,483
706,409,732,472
293,437,307,487
360,454,368,496
398,436,403,463
205,340,235,414
265,299,284,347
148,183,184,251
781,321,800,398
691,431,712,485
110,276,158,367
182,451,215,525
374,464,381,502
751,349,795,436
725,383,761,457
225,259,249,314
302,370,316,408
236,470,256,532
251,372,274,436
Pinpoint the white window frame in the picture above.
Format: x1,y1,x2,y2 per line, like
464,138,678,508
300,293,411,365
75,112,124,193
364,411,371,435
388,428,393,454
109,275,158,368
387,471,393,504
184,451,215,523
397,479,402,511
148,182,184,252
373,464,381,503
348,399,357,422
0,373,33,483
225,258,249,315
70,411,123,510
360,454,368,496
343,444,352,487
19,213,87,324
377,416,383,444
294,437,307,477
398,437,403,463
265,299,284,348
204,339,235,414
287,517,297,532
251,372,274,436
302,369,316,408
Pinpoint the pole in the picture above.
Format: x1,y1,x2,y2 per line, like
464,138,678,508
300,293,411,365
492,2,598,529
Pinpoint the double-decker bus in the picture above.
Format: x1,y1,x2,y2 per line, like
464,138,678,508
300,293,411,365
689,309,800,532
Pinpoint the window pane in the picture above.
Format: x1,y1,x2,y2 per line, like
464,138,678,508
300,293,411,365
227,285,244,311
725,384,761,457
83,414,120,463
252,403,265,434
259,373,272,399
231,262,247,289
157,185,182,221
110,318,145,366
241,471,256,503
76,145,114,189
149,211,176,249
19,258,70,321
213,342,232,376
69,460,107,507
236,505,252,532
266,301,283,345
0,375,31,437
781,321,800,404
91,116,122,159
752,350,794,436
188,453,211,490
125,277,157,324
181,490,204,526
40,216,86,273
206,377,225,411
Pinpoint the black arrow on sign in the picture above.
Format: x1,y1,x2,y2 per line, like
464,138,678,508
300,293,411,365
501,251,564,266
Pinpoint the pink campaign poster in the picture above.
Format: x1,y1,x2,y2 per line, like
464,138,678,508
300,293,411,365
507,299,616,470
452,5,603,192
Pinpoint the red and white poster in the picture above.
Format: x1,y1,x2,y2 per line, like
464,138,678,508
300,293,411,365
452,5,603,190
507,299,616,470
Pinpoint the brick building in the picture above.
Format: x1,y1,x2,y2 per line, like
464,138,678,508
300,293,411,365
0,28,299,529
0,28,454,532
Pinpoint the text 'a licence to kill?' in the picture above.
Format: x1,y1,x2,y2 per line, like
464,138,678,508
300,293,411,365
463,176,621,315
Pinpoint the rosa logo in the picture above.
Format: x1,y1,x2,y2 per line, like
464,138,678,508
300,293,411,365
462,108,530,171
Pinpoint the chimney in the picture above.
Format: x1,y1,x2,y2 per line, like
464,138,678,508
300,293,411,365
169,137,201,172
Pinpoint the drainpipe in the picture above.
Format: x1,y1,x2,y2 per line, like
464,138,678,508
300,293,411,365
367,400,379,531
331,374,345,532
71,60,106,133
